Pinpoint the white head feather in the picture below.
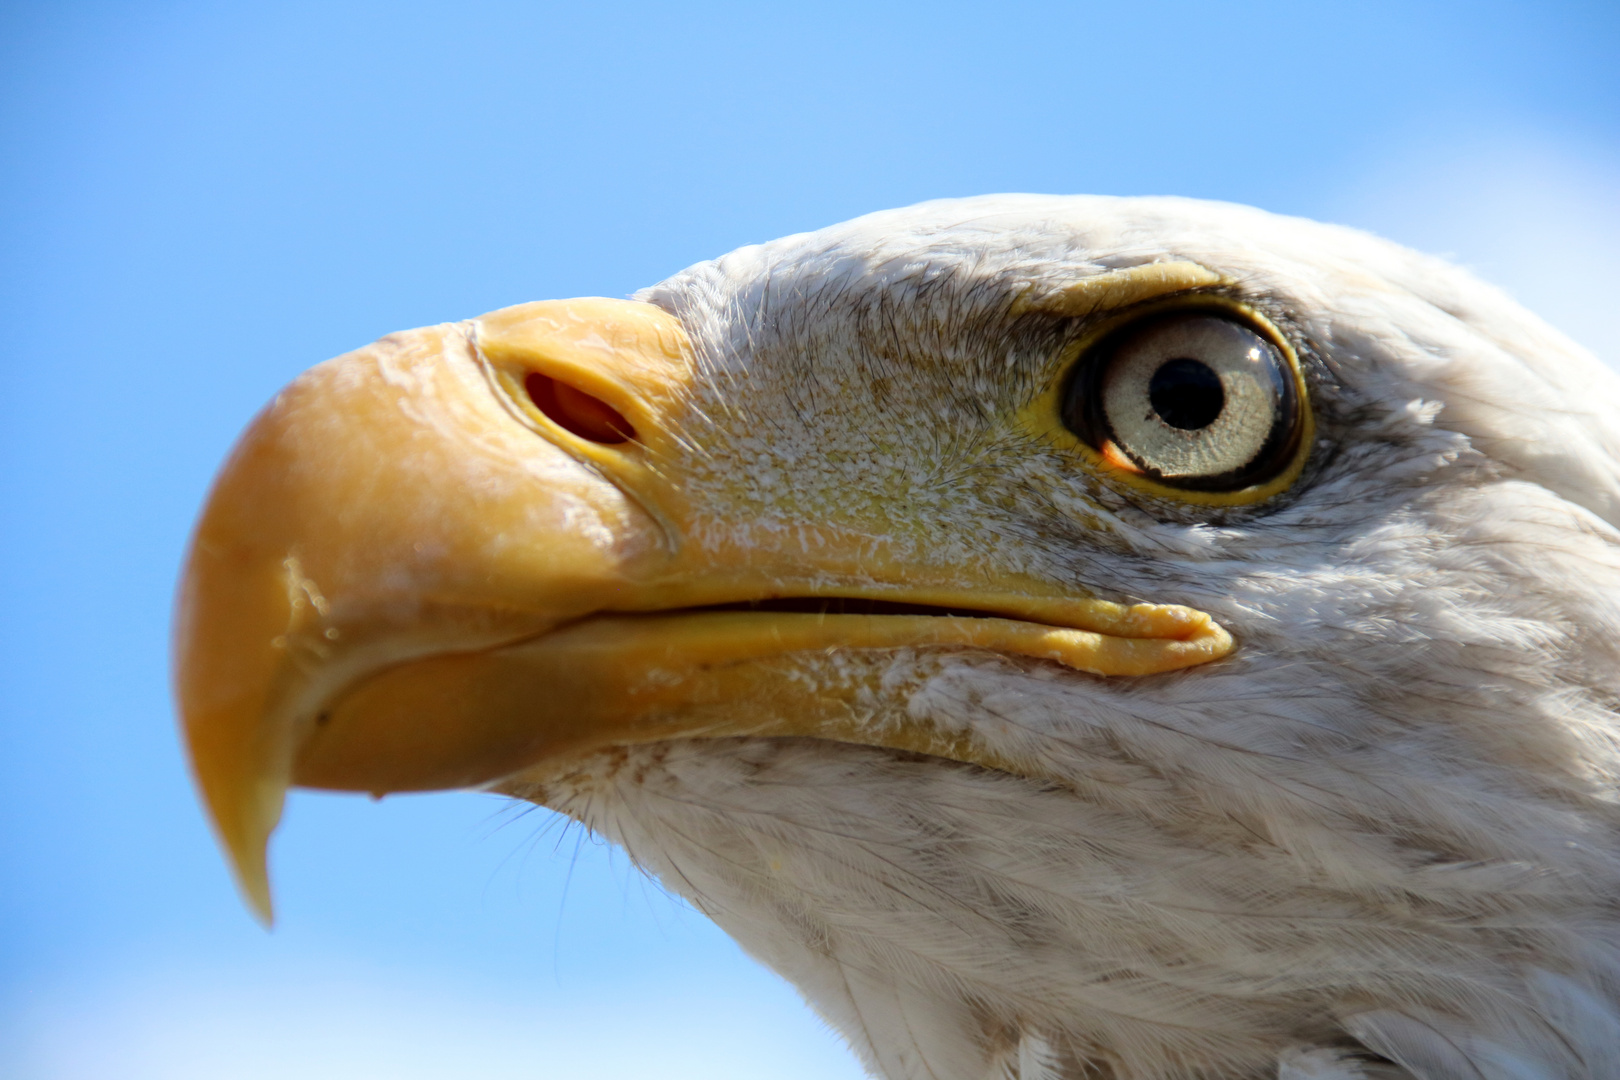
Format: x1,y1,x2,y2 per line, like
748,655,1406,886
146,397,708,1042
503,196,1620,1080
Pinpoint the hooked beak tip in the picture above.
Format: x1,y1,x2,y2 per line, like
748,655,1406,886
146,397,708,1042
235,844,277,929
190,738,285,928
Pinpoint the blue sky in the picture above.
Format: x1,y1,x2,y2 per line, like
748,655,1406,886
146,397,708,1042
2,2,1617,1076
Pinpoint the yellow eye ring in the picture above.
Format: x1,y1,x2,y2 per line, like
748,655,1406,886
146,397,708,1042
1024,295,1314,508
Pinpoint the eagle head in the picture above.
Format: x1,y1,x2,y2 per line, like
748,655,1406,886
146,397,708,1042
175,196,1620,1079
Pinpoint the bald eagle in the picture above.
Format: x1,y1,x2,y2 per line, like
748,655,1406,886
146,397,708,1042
176,196,1620,1080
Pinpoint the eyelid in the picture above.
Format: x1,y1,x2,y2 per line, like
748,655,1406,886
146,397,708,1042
1012,262,1228,318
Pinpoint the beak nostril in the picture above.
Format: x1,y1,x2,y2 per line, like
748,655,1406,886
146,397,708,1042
524,372,635,444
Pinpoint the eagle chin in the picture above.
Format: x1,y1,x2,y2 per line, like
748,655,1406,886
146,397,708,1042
175,195,1620,1080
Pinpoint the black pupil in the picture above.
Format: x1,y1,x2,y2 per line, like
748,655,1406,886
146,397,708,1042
1149,357,1224,430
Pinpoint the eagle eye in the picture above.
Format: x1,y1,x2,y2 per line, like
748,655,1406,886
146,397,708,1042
1062,308,1306,495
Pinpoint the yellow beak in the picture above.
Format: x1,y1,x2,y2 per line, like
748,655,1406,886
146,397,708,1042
175,297,1232,923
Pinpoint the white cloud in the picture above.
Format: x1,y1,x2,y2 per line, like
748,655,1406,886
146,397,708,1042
1322,125,1620,369
4,954,867,1080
